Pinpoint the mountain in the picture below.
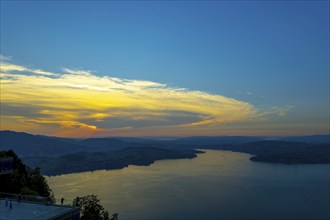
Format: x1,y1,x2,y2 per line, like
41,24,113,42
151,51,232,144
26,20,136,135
211,140,330,164
0,130,140,157
173,136,263,146
249,143,330,164
278,135,330,143
76,138,140,151
0,130,83,157
1,130,329,165
0,130,266,159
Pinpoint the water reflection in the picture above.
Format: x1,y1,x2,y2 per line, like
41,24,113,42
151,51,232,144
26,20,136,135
47,150,330,220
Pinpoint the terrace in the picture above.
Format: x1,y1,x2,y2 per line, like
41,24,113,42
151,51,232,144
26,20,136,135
0,193,80,220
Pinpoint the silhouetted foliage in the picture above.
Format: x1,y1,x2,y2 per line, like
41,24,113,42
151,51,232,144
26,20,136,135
0,150,52,197
73,194,112,220
111,213,119,220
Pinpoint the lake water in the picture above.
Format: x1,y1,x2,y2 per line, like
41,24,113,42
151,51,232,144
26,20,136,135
47,150,330,220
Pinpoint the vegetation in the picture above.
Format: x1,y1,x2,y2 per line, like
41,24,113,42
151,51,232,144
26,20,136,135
0,150,52,197
249,143,330,164
1,150,119,219
23,147,200,176
2,131,329,177
212,141,330,164
73,194,117,220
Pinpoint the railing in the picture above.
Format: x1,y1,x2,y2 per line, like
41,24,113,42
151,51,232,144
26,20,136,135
0,192,47,204
0,192,74,206
0,192,80,220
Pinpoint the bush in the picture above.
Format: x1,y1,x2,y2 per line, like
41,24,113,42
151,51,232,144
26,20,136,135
20,187,38,196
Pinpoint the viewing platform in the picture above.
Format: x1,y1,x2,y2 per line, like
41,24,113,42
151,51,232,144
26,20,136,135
0,193,80,220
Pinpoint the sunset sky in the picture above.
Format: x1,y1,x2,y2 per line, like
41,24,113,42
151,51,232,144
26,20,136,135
0,1,329,137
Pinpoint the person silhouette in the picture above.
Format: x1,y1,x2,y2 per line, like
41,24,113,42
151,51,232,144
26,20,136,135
61,197,64,206
9,201,12,210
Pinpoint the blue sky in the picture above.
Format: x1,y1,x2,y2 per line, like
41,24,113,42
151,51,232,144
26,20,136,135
0,1,329,137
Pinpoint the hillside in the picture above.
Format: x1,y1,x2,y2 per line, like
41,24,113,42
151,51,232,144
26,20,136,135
278,135,330,143
210,141,330,164
0,130,84,157
23,147,200,176
1,130,329,173
0,131,266,157
0,130,143,157
0,150,52,197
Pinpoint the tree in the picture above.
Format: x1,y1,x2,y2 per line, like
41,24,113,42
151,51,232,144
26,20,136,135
0,150,52,197
111,213,118,220
73,194,111,220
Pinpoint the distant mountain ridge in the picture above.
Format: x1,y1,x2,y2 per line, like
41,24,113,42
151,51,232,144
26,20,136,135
277,135,330,143
1,130,329,165
1,130,330,155
0,130,139,157
0,130,83,157
210,140,330,164
1,130,329,175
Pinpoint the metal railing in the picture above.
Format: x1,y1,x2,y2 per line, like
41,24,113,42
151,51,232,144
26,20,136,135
0,192,80,220
0,192,74,206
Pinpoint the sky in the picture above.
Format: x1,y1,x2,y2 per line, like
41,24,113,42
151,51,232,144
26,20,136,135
0,1,329,137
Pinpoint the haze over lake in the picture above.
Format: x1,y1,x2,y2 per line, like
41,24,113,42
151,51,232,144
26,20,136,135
47,150,330,220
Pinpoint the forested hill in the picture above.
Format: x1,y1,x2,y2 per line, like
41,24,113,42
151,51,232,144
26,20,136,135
209,141,330,164
0,150,52,197
0,130,84,157
0,130,147,157
22,147,200,176
277,135,330,143
1,130,329,174
3,130,328,157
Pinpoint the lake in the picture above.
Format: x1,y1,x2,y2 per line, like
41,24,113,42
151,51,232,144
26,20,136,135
47,150,330,220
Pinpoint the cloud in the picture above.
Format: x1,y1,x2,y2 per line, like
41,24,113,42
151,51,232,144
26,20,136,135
1,56,57,76
268,106,294,117
0,55,12,61
62,68,93,76
0,56,290,137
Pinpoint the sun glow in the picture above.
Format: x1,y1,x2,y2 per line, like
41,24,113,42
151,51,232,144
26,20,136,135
0,57,289,137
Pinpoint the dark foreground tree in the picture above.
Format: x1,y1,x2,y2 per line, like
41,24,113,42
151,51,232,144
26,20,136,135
0,150,52,197
73,194,116,220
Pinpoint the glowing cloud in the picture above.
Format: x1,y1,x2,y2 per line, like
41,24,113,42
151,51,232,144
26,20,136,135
0,57,288,137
